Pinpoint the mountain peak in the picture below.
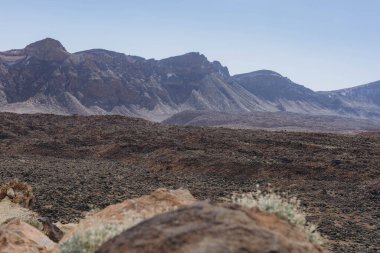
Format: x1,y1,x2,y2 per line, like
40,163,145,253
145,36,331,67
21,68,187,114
159,52,229,76
26,38,66,50
24,38,70,61
236,70,283,78
161,52,208,64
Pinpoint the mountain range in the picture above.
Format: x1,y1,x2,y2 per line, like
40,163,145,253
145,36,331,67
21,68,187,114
0,38,379,122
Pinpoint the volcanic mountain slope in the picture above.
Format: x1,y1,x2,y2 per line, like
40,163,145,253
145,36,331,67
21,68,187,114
1,38,379,121
233,70,356,115
0,113,379,252
321,81,380,118
0,38,274,121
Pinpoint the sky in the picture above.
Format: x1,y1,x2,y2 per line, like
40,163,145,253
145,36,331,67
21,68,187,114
0,0,379,91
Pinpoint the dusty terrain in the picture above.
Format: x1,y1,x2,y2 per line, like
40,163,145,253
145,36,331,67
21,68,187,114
163,110,380,133
0,112,379,253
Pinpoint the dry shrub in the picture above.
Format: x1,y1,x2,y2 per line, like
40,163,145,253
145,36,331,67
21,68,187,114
231,185,323,244
59,210,144,253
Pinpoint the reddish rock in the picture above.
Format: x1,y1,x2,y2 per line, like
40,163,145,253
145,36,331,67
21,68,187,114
57,188,196,247
0,179,35,208
97,202,327,253
0,218,55,253
92,188,196,221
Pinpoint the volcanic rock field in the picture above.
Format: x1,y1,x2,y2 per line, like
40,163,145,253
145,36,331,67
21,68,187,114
0,112,379,252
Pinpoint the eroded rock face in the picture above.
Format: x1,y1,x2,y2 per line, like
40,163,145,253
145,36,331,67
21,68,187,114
97,202,327,253
23,38,70,62
0,218,55,253
4,39,379,120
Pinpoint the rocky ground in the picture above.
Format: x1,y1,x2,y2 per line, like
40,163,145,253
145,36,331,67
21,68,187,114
0,113,379,252
163,110,380,133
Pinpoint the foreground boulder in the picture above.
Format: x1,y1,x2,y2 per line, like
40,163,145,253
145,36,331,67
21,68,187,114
97,202,326,253
57,188,196,250
0,218,55,253
91,188,196,221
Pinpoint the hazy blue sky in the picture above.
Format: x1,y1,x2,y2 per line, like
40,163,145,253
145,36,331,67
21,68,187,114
1,0,379,91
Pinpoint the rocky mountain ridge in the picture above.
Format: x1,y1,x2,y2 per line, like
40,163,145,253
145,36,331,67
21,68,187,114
0,38,379,121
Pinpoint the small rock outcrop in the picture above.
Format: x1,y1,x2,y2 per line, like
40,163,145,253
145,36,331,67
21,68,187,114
0,180,39,226
0,179,35,208
38,217,64,243
0,218,55,253
97,202,327,253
